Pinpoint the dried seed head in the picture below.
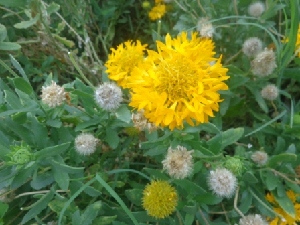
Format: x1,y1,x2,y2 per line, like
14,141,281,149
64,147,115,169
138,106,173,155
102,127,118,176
242,37,263,57
75,133,99,155
251,48,277,77
196,18,214,38
207,168,237,198
132,110,157,132
261,84,279,101
162,145,194,179
95,82,122,112
41,81,66,107
251,151,268,165
248,1,265,17
239,214,268,225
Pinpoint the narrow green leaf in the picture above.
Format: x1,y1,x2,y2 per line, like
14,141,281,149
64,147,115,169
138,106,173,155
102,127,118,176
9,55,29,82
105,128,119,149
35,142,70,159
49,159,84,174
21,189,54,224
95,174,139,225
268,153,297,167
0,24,7,42
125,189,143,206
0,0,27,7
81,201,102,225
0,42,21,51
14,13,40,29
53,168,69,190
274,192,295,218
221,127,244,149
13,78,33,95
0,202,8,218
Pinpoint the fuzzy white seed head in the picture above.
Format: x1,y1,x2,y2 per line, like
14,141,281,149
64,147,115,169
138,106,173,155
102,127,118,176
162,146,194,179
242,37,263,57
248,1,265,17
261,84,279,101
208,168,237,198
41,81,66,108
75,133,99,155
239,214,268,225
251,48,277,77
196,18,214,38
132,110,157,132
95,82,122,112
251,151,268,166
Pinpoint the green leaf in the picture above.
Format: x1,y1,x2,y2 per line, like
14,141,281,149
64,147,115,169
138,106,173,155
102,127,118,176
71,210,81,225
268,153,297,167
49,159,84,174
0,24,7,42
274,192,295,218
195,192,222,205
0,0,27,7
35,142,70,159
94,215,117,225
0,202,8,218
81,201,102,225
30,172,54,190
264,171,280,191
9,55,29,82
49,198,77,216
14,13,40,29
46,2,60,14
13,78,33,95
53,34,75,48
142,168,169,180
115,105,131,123
125,189,143,206
53,168,69,190
0,42,21,51
173,179,206,196
221,127,244,149
21,189,54,224
243,171,258,184
105,128,119,149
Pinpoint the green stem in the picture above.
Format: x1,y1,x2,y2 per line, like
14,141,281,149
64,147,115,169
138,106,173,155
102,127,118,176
68,52,95,88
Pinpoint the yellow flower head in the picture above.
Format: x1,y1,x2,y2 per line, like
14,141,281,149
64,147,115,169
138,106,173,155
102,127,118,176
148,4,166,21
266,190,300,225
127,32,229,130
282,24,300,58
296,24,300,57
105,40,147,88
142,180,178,219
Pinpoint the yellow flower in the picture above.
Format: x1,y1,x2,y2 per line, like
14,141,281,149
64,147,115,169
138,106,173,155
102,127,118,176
266,190,300,225
142,180,178,219
127,32,229,130
148,4,166,21
282,24,300,58
105,40,147,88
296,24,300,57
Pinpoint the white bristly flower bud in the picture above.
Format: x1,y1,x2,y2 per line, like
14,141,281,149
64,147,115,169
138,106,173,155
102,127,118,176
162,146,194,179
248,1,265,17
242,37,263,57
196,18,214,38
239,214,268,225
251,48,277,77
75,133,99,155
251,151,268,166
261,84,279,101
41,81,66,107
95,82,123,112
208,168,237,198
